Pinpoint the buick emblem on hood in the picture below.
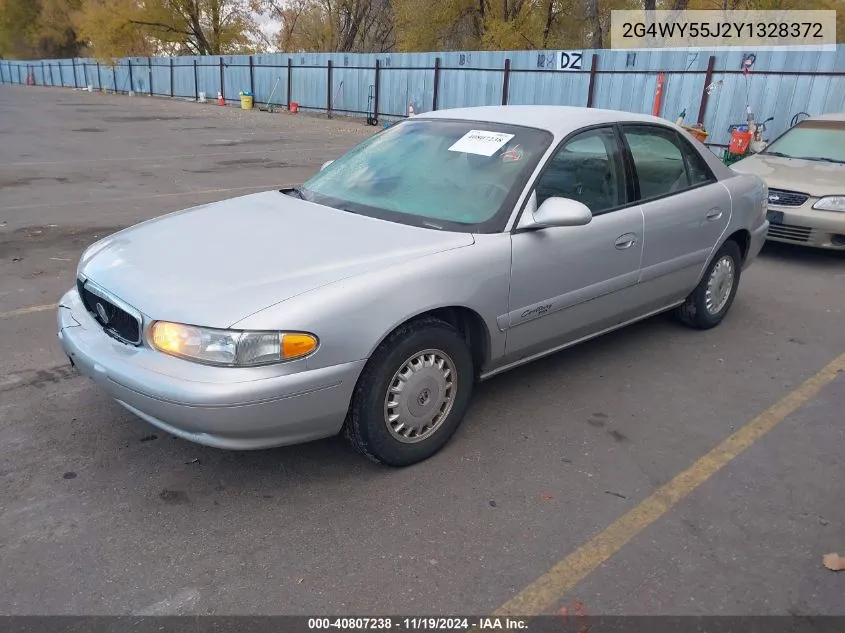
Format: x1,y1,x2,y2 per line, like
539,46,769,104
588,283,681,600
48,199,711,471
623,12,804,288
95,302,109,324
768,194,780,202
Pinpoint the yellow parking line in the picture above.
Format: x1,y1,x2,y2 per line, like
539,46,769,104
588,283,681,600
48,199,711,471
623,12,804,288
492,352,845,617
0,303,57,319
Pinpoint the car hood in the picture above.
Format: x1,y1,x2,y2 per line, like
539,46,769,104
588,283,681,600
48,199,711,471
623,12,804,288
730,153,845,197
78,190,475,328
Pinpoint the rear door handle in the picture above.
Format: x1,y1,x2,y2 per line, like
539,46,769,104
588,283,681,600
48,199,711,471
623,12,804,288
615,233,638,250
706,208,723,221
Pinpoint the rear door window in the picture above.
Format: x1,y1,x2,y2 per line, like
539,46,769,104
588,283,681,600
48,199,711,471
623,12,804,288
622,125,714,201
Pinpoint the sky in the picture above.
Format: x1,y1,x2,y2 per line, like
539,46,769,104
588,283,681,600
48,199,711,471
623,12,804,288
257,10,282,52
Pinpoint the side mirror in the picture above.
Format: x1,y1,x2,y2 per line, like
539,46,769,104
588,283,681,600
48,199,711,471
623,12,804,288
521,196,593,229
320,160,334,171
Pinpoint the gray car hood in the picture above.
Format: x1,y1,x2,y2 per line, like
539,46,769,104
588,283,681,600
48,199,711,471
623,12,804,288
78,190,475,328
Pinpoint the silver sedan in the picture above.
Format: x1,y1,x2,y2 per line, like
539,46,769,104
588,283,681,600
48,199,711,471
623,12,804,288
58,105,769,466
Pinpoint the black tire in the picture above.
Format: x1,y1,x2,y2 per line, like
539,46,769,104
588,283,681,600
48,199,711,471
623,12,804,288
674,240,742,330
344,317,475,467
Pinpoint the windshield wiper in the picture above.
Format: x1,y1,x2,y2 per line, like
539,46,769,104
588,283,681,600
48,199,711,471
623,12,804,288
796,156,845,164
285,187,306,199
761,151,792,158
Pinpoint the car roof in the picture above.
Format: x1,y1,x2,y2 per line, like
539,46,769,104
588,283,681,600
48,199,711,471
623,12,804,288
806,112,845,122
417,105,676,137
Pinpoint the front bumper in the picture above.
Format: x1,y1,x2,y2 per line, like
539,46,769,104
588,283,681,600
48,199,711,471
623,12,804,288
766,206,845,250
57,288,366,450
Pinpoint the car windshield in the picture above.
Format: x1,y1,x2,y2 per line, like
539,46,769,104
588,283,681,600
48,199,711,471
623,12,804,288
298,118,553,232
762,120,845,163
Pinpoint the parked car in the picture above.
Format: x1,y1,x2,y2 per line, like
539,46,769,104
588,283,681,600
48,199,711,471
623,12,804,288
730,113,845,250
58,106,768,467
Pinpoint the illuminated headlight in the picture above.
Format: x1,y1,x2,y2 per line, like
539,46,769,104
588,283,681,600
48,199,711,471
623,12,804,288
149,321,318,366
812,196,845,212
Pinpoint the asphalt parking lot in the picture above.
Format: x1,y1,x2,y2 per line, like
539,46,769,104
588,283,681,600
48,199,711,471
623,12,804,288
1,84,844,617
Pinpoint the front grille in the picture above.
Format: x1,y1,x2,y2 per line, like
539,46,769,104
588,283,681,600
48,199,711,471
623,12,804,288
767,221,813,243
77,278,142,345
767,188,809,207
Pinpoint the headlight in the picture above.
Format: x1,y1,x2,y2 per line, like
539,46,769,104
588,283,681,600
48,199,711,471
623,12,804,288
149,321,318,366
813,196,845,212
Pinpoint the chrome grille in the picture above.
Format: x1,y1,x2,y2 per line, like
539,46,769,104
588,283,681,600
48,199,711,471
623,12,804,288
767,221,812,243
767,188,809,207
77,278,142,345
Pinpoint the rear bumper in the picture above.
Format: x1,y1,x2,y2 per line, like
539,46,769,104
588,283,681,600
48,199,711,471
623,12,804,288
57,288,366,450
766,207,845,250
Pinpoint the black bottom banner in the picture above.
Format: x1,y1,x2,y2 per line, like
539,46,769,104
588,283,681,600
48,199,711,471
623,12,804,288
0,616,843,633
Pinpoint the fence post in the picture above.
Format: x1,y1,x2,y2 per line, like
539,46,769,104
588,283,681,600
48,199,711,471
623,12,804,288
58,62,64,86
586,54,599,107
193,59,199,100
374,59,380,119
96,61,101,90
219,56,224,102
83,62,89,88
327,59,333,118
169,58,174,97
148,57,153,96
112,63,117,92
432,57,440,111
697,55,717,127
40,61,45,86
18,64,22,84
287,58,293,108
128,58,134,93
71,58,78,88
48,63,54,86
249,55,254,97
501,58,511,106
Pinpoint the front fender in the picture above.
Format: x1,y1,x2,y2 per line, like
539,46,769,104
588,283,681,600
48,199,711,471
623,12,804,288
230,234,513,371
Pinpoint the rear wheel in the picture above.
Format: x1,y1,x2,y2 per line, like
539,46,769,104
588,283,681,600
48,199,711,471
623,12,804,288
674,240,742,330
345,317,475,466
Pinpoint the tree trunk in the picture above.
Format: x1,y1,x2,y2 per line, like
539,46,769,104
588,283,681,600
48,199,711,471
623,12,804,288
211,0,221,54
585,0,602,48
542,0,553,47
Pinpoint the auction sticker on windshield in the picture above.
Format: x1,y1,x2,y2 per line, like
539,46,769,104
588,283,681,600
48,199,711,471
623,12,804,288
449,130,515,156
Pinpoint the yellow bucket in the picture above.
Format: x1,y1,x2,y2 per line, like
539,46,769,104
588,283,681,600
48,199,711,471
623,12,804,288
240,94,253,110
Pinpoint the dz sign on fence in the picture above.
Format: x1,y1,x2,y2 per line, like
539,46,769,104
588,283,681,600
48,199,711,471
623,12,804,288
558,51,583,71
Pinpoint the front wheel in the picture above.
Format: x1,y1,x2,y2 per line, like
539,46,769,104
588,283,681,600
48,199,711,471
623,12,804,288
345,317,475,467
674,240,742,330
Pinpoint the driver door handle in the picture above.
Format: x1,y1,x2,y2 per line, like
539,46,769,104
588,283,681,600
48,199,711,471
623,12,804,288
706,208,723,221
615,233,638,250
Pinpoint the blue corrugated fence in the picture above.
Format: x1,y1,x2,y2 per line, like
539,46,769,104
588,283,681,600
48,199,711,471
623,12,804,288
2,46,845,147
